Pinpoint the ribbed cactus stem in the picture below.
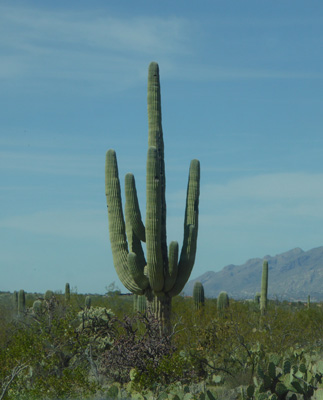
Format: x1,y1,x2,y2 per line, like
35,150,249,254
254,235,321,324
105,62,200,333
193,281,205,310
260,260,268,316
136,295,147,313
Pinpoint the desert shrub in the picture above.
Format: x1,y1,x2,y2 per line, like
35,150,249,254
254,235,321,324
100,312,176,384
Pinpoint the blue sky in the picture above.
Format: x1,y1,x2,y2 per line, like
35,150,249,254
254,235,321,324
1,1,323,294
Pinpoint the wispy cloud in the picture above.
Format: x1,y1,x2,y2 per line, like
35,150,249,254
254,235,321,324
0,5,191,90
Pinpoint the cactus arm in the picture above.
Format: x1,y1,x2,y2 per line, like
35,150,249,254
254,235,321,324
127,252,149,290
125,173,146,242
167,159,200,296
146,146,164,292
125,173,146,271
164,241,179,292
105,149,143,294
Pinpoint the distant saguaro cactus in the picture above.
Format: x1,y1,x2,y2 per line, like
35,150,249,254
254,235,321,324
44,290,54,301
85,296,91,309
33,300,43,316
217,291,229,314
65,283,70,303
13,291,18,312
105,62,200,333
18,289,25,316
260,260,268,316
193,281,205,310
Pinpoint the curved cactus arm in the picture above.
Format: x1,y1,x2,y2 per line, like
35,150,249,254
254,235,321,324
105,149,143,294
167,159,200,296
164,241,179,292
127,253,149,292
146,146,164,292
125,173,146,270
168,225,196,296
125,173,146,242
147,62,168,273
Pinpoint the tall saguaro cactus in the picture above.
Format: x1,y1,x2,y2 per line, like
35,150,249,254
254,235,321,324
105,62,200,331
260,260,268,316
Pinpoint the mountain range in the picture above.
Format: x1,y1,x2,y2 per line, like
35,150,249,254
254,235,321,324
184,246,323,301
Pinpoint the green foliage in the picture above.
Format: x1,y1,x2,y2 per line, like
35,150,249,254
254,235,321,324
2,290,323,398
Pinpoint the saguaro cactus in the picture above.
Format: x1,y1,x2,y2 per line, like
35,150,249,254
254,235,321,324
193,281,205,310
260,260,268,316
105,62,200,332
18,289,25,317
217,291,229,314
65,283,70,303
85,296,92,309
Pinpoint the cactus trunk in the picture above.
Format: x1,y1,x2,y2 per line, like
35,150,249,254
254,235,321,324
105,62,200,334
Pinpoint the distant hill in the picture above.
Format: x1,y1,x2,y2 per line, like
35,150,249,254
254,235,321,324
184,246,323,301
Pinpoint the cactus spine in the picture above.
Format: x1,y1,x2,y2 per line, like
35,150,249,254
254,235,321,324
260,260,268,316
193,281,205,310
105,62,200,332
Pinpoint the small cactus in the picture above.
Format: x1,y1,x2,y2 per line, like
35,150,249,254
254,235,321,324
217,291,229,313
44,290,54,301
33,300,43,315
193,281,205,310
255,292,261,304
85,296,91,309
